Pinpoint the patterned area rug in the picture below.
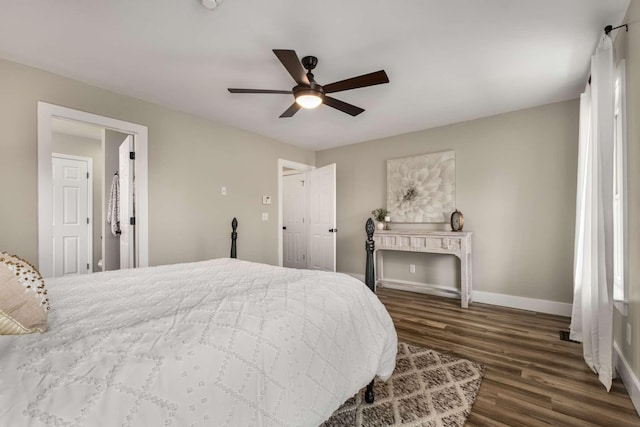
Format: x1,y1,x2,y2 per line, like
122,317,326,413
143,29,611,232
322,342,485,426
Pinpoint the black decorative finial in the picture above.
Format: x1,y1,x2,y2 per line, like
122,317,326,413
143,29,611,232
230,217,238,258
365,218,375,240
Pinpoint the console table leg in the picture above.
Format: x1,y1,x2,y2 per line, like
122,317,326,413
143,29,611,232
467,252,473,304
376,250,383,287
460,254,469,309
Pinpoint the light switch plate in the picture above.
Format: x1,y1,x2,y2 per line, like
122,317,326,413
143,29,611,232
221,186,227,196
261,212,269,221
262,195,271,205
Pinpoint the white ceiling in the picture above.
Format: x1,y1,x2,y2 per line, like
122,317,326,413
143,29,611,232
0,0,630,150
52,118,103,141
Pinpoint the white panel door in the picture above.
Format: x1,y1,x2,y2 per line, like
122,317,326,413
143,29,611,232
283,174,307,269
52,156,90,277
308,164,336,272
119,136,135,269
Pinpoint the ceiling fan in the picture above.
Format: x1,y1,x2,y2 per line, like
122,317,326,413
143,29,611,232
228,49,389,118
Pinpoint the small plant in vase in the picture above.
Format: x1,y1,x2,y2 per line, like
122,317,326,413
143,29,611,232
371,208,390,230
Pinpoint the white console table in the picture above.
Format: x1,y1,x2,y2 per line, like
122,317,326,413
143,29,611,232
373,229,473,308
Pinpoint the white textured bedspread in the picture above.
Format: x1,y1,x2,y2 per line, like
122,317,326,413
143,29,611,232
0,258,397,427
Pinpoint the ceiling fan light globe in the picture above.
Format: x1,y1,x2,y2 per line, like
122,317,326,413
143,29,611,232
295,94,322,109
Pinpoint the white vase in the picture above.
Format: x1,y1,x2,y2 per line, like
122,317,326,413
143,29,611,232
376,221,385,230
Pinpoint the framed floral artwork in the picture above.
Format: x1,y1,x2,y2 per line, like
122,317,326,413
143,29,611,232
386,151,455,223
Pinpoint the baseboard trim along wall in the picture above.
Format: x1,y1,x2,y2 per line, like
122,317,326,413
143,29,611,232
614,342,640,416
344,273,572,316
472,290,572,317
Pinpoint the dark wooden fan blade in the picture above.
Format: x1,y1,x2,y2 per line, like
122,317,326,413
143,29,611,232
228,88,292,94
323,96,365,116
323,70,389,94
279,102,301,118
273,49,310,86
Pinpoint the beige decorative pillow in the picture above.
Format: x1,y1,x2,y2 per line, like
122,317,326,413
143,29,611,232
0,252,49,334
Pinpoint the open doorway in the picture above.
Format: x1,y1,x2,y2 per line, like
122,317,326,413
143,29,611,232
48,119,135,276
38,102,148,278
277,159,337,272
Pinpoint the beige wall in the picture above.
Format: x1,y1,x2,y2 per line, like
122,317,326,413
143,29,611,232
613,0,640,394
0,58,314,267
316,99,579,303
51,132,103,271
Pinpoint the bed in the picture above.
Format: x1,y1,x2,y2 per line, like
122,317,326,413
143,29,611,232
0,219,397,426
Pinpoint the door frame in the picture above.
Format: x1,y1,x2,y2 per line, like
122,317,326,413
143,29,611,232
51,153,93,274
38,102,149,278
277,159,314,267
118,135,135,269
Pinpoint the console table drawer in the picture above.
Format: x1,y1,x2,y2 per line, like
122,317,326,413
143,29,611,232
376,234,465,254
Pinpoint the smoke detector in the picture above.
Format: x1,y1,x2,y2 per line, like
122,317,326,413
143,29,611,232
202,0,222,10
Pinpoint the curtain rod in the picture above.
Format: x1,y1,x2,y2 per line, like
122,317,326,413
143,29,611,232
604,24,628,35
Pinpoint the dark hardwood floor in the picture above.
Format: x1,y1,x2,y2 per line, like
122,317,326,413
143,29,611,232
376,288,640,427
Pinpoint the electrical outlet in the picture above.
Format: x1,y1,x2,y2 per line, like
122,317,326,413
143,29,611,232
627,323,632,345
221,186,227,196
262,195,272,205
409,264,416,274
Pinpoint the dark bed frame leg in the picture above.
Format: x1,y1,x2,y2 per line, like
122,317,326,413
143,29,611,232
230,217,238,259
365,380,375,404
364,218,376,404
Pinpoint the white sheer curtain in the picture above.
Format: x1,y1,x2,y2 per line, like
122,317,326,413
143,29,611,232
570,34,615,391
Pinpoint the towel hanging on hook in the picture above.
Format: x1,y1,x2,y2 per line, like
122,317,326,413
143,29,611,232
107,173,121,236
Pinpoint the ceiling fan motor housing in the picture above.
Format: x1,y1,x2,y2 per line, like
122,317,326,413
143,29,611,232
294,82,324,99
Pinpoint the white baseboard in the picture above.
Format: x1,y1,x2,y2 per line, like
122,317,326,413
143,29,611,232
472,290,572,317
343,272,572,316
614,342,640,416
